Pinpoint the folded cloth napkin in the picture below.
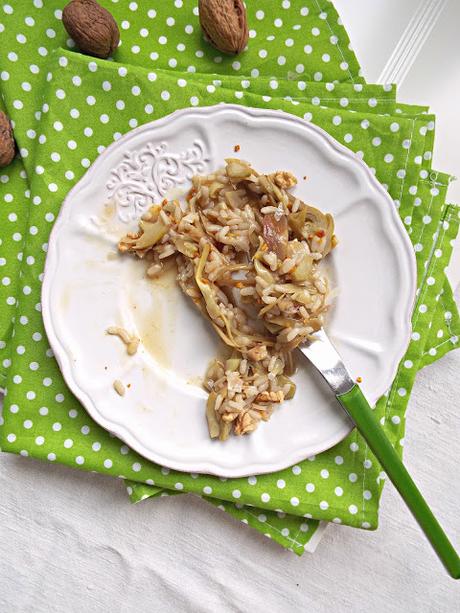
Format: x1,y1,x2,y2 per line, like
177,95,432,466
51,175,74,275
0,0,459,555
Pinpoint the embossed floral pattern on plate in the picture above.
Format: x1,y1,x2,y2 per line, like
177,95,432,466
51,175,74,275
106,140,210,222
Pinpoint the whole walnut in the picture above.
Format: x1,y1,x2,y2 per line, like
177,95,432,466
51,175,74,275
63,0,120,59
199,0,248,55
0,111,15,168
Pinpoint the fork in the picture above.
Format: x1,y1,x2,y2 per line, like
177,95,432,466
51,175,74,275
300,328,460,579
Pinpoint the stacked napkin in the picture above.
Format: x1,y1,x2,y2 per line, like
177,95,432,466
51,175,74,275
0,0,458,554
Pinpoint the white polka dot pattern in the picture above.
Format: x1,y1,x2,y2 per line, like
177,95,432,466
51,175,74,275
0,0,458,555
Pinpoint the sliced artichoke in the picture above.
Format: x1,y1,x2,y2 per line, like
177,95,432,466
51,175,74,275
225,158,252,179
124,217,168,251
262,213,289,260
174,237,199,258
291,253,313,282
206,391,220,439
277,375,297,399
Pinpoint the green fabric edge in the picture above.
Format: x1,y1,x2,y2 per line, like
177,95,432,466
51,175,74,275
126,480,318,555
420,205,460,367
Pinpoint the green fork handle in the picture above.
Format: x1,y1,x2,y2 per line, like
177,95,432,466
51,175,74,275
337,384,460,579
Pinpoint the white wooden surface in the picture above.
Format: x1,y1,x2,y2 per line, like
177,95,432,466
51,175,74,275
1,3,459,610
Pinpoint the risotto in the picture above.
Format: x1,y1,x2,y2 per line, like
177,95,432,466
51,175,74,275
119,159,337,440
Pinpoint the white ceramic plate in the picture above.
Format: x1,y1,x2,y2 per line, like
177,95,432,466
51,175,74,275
42,105,416,478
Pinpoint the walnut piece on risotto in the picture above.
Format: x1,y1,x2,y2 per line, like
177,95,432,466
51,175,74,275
247,344,269,362
269,170,297,190
256,390,285,403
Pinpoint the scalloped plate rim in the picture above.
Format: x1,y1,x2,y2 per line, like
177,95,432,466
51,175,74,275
42,104,417,478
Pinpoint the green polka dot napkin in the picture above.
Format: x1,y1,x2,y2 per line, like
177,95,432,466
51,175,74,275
0,0,459,555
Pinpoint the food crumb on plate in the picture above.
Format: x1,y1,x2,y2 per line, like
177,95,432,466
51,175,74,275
113,379,125,396
234,144,240,152
106,326,140,355
356,376,362,383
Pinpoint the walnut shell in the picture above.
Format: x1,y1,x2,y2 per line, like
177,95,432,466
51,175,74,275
199,0,248,55
63,0,120,59
0,111,15,168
